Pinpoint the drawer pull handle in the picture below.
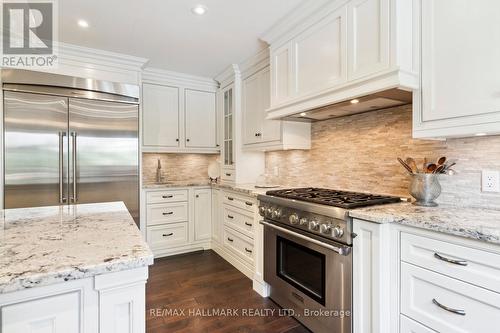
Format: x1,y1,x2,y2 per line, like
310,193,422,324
225,173,232,177
434,253,468,266
245,222,253,227
227,197,234,201
227,237,234,242
162,195,174,199
163,212,174,215
245,202,253,206
162,233,174,237
245,247,253,253
432,298,466,316
227,215,234,219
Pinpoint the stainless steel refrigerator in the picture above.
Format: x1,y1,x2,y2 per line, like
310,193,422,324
3,69,140,222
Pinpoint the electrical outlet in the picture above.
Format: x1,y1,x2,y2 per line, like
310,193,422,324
482,170,500,192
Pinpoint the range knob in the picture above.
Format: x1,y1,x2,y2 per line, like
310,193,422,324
272,209,282,218
266,207,273,216
289,213,299,225
309,221,320,231
332,226,344,238
299,218,308,226
259,206,266,216
320,224,332,234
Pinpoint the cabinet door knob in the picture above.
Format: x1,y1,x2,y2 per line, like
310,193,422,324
175,138,179,142
186,138,190,142
196,194,199,198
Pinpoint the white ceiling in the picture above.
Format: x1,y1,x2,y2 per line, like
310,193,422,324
59,0,304,78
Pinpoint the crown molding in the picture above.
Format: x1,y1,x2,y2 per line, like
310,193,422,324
142,67,218,91
214,64,240,88
57,42,149,72
239,48,270,79
260,0,332,45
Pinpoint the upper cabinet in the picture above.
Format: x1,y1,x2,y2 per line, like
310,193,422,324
142,84,180,148
262,0,418,119
142,68,219,153
241,51,310,151
413,0,500,138
185,89,217,149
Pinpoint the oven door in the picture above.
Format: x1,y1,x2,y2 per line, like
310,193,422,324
263,221,352,333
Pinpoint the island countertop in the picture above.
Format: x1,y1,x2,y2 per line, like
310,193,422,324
0,202,153,294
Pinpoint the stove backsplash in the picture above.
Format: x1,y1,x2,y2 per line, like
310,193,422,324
265,104,500,210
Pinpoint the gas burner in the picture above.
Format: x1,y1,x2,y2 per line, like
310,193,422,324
265,188,400,209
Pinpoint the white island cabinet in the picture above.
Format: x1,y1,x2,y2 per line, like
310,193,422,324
0,202,153,333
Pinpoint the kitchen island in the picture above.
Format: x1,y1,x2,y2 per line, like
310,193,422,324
0,201,153,333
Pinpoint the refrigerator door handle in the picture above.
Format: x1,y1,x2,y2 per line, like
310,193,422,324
59,131,67,203
71,131,78,203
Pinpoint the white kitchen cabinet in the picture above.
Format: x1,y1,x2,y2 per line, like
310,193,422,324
242,60,310,151
185,89,217,148
413,0,500,138
142,186,212,257
347,0,389,80
1,292,80,333
211,188,222,245
262,0,418,119
142,83,179,148
142,69,219,153
194,188,212,241
215,64,265,185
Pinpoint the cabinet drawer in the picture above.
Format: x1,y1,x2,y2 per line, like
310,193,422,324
401,232,500,292
223,205,255,238
221,169,235,182
147,202,188,226
223,227,254,264
400,315,436,333
146,189,188,204
147,223,188,250
1,292,80,333
401,262,500,333
223,191,256,213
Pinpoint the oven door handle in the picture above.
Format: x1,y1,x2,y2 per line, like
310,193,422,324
260,220,351,256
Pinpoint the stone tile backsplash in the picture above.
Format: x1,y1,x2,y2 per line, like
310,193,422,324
142,153,218,184
265,104,500,209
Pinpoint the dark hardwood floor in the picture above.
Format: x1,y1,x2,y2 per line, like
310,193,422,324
146,250,310,333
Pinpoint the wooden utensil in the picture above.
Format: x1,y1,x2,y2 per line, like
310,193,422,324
437,156,447,166
422,157,428,172
434,165,445,174
406,157,419,174
398,158,414,174
426,163,437,173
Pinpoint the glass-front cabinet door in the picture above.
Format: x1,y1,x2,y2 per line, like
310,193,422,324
223,85,234,167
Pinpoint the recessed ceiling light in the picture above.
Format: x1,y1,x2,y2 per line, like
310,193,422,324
300,112,307,117
350,99,360,104
475,133,487,136
191,5,208,15
77,20,89,28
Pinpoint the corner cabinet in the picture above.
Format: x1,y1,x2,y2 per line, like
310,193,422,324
262,0,418,118
142,69,219,153
413,0,500,138
241,52,310,151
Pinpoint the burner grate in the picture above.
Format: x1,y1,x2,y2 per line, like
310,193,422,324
265,188,400,209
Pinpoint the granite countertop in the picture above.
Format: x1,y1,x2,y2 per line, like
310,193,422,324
143,180,281,197
0,202,153,294
350,202,500,245
143,180,211,189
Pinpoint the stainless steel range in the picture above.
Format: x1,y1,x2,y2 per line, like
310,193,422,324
258,188,400,333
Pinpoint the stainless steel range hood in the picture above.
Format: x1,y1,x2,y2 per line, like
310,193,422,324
284,88,412,122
